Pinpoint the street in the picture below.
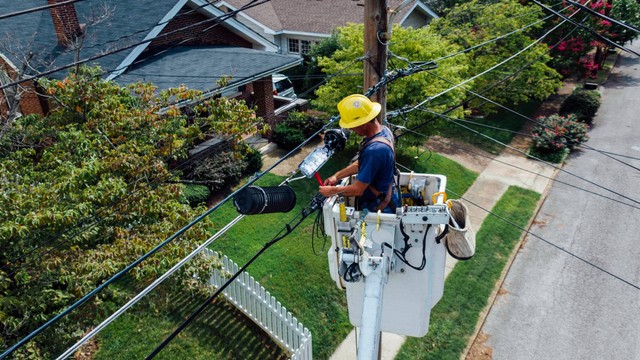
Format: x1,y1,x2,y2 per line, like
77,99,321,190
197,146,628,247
479,43,640,359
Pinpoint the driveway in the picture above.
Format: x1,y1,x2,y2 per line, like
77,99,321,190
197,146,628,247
478,44,640,359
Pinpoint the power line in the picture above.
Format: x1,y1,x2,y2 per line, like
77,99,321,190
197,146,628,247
390,122,640,211
565,0,640,34
0,0,86,21
145,195,324,359
425,71,640,173
532,0,640,57
0,0,270,92
421,108,640,207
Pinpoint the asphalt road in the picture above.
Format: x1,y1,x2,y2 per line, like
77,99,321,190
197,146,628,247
480,43,640,359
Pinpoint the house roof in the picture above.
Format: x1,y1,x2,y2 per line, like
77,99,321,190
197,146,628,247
220,0,436,35
0,0,280,81
115,46,301,94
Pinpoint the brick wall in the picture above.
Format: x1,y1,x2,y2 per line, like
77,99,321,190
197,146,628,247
48,0,82,46
148,7,253,51
0,57,46,119
252,75,275,138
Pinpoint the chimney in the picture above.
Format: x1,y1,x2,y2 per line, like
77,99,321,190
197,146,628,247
48,0,82,46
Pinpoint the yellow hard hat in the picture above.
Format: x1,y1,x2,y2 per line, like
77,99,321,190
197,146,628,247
337,94,381,128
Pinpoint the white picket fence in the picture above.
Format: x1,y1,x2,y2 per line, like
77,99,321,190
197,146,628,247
204,249,313,360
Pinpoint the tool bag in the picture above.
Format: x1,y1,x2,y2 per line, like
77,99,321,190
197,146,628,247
444,199,476,260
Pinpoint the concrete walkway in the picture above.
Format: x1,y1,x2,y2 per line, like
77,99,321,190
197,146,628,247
329,150,558,360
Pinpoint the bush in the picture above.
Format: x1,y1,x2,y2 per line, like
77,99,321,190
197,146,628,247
272,123,306,151
559,88,601,123
272,111,326,150
530,114,589,162
182,184,211,206
241,142,263,175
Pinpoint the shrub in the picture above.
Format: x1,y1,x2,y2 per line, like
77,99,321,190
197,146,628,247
240,142,263,175
182,184,211,206
559,88,601,123
530,114,589,162
182,143,247,191
272,123,306,150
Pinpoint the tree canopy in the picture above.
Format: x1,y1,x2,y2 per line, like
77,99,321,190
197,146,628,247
0,66,260,358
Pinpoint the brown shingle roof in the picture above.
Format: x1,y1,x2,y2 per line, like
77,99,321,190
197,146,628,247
223,0,422,34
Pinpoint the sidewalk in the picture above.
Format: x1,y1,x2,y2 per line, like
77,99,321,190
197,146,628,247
330,81,577,359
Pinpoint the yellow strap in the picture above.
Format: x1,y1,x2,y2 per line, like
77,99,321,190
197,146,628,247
376,210,381,231
431,191,447,205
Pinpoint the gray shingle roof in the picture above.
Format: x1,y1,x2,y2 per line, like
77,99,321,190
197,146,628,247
0,0,178,79
115,46,300,92
223,0,424,34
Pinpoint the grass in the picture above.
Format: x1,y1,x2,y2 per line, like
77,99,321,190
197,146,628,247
94,290,286,359
396,186,541,360
207,147,478,360
435,101,539,154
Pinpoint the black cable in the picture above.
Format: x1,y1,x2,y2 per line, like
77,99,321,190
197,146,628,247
442,187,640,291
394,223,431,271
390,121,640,211
565,0,640,34
532,0,640,58
426,71,640,173
0,0,270,92
145,195,323,359
0,0,86,21
423,109,640,207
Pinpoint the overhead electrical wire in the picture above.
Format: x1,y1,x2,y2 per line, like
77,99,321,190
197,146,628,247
420,108,640,207
2,53,368,281
0,0,86,21
532,0,640,57
565,0,640,34
425,71,640,173
144,195,325,359
390,122,640,211
0,0,271,92
2,50,401,357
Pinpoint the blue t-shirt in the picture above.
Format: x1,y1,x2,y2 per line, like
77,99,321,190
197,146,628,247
357,127,395,204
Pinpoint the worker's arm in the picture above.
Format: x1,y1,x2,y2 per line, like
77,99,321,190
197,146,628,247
319,179,368,198
323,161,359,186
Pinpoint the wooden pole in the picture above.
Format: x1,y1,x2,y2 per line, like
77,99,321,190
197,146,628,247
364,0,388,124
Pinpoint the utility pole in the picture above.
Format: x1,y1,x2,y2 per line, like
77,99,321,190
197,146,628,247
363,0,388,124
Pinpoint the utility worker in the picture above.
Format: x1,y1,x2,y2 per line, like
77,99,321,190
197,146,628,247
319,94,400,213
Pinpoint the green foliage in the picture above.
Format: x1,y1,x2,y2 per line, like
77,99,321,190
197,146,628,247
182,184,211,206
312,23,469,124
530,113,588,163
184,146,248,192
397,186,540,359
559,88,601,123
432,0,562,113
272,111,325,151
0,66,261,357
611,0,640,44
240,142,263,176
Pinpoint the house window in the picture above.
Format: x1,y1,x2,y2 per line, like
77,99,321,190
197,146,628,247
301,40,311,54
288,38,300,53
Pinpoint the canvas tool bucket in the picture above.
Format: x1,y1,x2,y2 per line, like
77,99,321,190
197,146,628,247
445,199,476,260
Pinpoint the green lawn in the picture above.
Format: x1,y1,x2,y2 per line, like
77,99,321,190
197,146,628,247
435,101,539,154
208,147,478,360
93,145,478,360
396,186,541,360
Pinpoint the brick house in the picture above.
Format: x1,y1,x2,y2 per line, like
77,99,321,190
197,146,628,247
0,0,301,123
213,0,439,56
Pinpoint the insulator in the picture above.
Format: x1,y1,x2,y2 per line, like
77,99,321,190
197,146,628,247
233,186,297,215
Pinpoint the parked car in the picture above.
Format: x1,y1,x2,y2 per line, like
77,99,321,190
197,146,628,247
272,73,296,98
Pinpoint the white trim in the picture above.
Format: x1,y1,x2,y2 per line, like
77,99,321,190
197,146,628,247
191,0,278,51
217,0,278,35
398,2,439,25
275,30,331,38
107,0,188,81
0,53,18,73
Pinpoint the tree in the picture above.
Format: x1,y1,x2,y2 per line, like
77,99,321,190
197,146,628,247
431,0,562,113
312,23,470,135
610,0,640,45
0,66,260,357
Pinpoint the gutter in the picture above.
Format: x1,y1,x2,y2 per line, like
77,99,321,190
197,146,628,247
160,56,302,112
